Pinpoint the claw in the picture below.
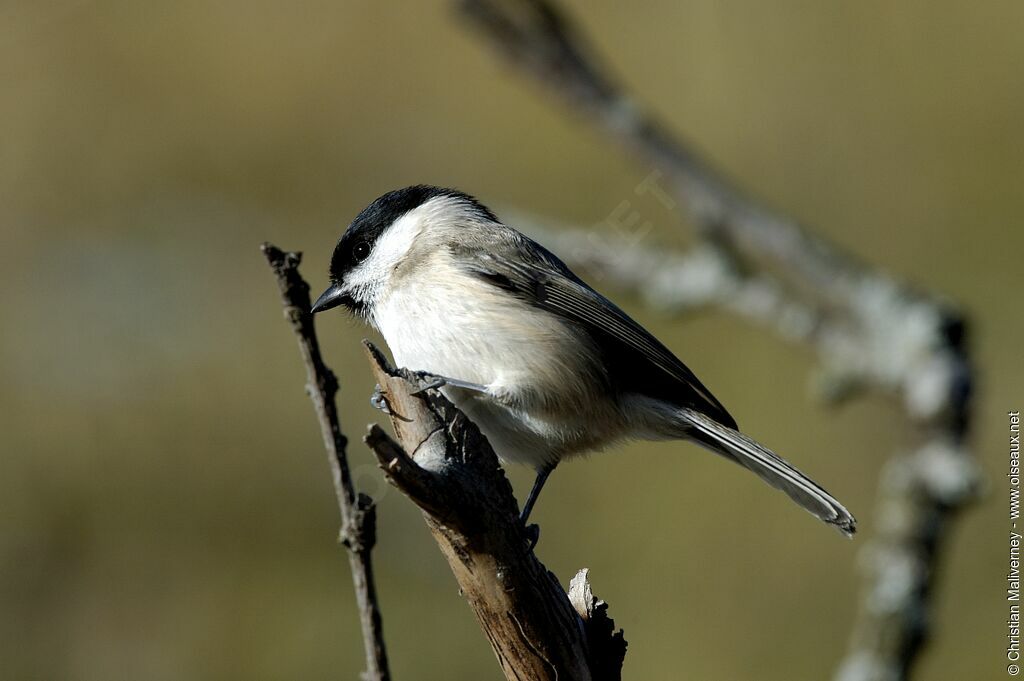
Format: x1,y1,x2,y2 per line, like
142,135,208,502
370,384,392,414
370,384,412,422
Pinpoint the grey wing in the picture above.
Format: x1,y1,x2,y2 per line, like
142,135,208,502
461,237,738,429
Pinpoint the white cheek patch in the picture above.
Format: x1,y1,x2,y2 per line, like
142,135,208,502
341,195,468,305
341,206,424,301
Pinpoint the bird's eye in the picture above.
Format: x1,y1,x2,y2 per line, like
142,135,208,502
352,241,371,263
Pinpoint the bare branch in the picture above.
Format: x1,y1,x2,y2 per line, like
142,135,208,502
363,341,626,681
458,2,981,679
261,243,391,681
569,569,628,681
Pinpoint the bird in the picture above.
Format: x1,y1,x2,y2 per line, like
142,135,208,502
311,185,856,539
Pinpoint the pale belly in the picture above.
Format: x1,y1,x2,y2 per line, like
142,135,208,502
371,272,628,469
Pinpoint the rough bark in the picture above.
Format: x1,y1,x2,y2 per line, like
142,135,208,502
362,341,625,681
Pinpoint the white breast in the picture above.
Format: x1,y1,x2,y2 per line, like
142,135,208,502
372,252,561,392
370,251,626,468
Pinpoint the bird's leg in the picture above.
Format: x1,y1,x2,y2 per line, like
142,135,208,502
410,371,489,396
520,463,556,549
520,466,554,525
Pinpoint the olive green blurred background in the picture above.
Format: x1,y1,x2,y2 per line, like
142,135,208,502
2,2,1020,679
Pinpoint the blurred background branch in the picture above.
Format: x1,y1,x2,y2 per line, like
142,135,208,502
458,1,981,679
261,244,390,681
4,2,1015,679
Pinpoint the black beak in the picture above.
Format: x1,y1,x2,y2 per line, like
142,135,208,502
311,282,346,314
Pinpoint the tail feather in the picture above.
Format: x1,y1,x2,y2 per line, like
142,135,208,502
679,408,857,537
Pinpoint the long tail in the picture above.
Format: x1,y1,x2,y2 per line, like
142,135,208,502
679,408,857,537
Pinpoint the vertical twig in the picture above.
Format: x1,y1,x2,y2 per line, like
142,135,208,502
261,243,391,681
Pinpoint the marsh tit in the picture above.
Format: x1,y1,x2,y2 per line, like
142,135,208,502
312,186,856,537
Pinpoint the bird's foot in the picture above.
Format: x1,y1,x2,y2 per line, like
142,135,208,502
370,384,411,422
409,371,489,396
370,384,391,413
522,522,541,551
